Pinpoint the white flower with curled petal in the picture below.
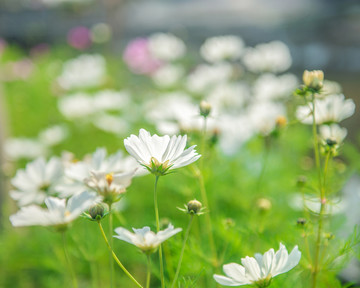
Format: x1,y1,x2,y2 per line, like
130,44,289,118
114,224,182,254
214,243,301,287
124,129,201,176
9,191,99,228
296,94,355,125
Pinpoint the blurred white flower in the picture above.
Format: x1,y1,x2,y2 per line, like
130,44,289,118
200,35,245,63
247,102,286,136
145,92,210,134
38,125,68,147
148,33,186,61
124,129,201,175
92,114,129,135
319,124,347,145
4,138,47,160
10,191,99,227
243,41,292,73
85,170,135,203
322,80,342,96
151,64,184,88
10,157,63,207
186,63,233,94
57,54,106,90
296,94,355,125
56,148,142,197
217,115,254,155
214,243,301,287
114,224,182,253
93,90,131,112
207,82,249,113
253,73,298,101
58,92,95,119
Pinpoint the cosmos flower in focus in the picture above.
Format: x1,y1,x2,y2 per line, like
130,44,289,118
114,224,182,254
124,129,201,176
214,243,301,287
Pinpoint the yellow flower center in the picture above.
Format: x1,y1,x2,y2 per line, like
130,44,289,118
106,173,114,186
64,210,71,217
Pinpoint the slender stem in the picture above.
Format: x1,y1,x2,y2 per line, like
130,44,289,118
311,96,322,192
97,222,143,288
108,203,114,288
62,231,78,288
146,254,151,288
198,117,217,267
153,175,165,288
311,94,328,288
171,215,194,288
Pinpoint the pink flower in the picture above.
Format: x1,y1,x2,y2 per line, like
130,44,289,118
67,26,91,50
123,38,162,75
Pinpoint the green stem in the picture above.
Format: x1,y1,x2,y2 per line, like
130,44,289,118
256,137,270,194
62,231,78,288
171,215,194,288
97,222,143,288
146,254,151,288
311,94,328,288
153,175,165,288
109,203,114,288
197,116,217,267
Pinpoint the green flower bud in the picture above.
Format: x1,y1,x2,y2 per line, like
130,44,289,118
303,70,324,90
187,199,202,214
199,100,211,118
89,204,105,221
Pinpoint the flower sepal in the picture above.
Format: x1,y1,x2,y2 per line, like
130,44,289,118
255,275,272,288
143,157,174,176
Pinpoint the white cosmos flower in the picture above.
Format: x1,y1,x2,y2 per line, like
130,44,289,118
148,33,186,61
10,191,99,227
56,148,142,197
296,94,355,125
58,92,95,119
242,41,292,73
319,124,347,145
38,125,68,147
151,64,184,88
200,35,245,63
57,54,106,90
10,157,64,207
124,129,201,176
186,63,233,94
84,170,135,203
214,243,301,287
4,138,47,160
114,224,182,253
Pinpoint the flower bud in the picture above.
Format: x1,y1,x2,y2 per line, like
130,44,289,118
89,204,105,221
303,70,324,90
199,100,211,118
256,198,272,212
187,199,202,214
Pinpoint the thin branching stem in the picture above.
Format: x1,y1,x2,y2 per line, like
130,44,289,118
97,222,143,288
